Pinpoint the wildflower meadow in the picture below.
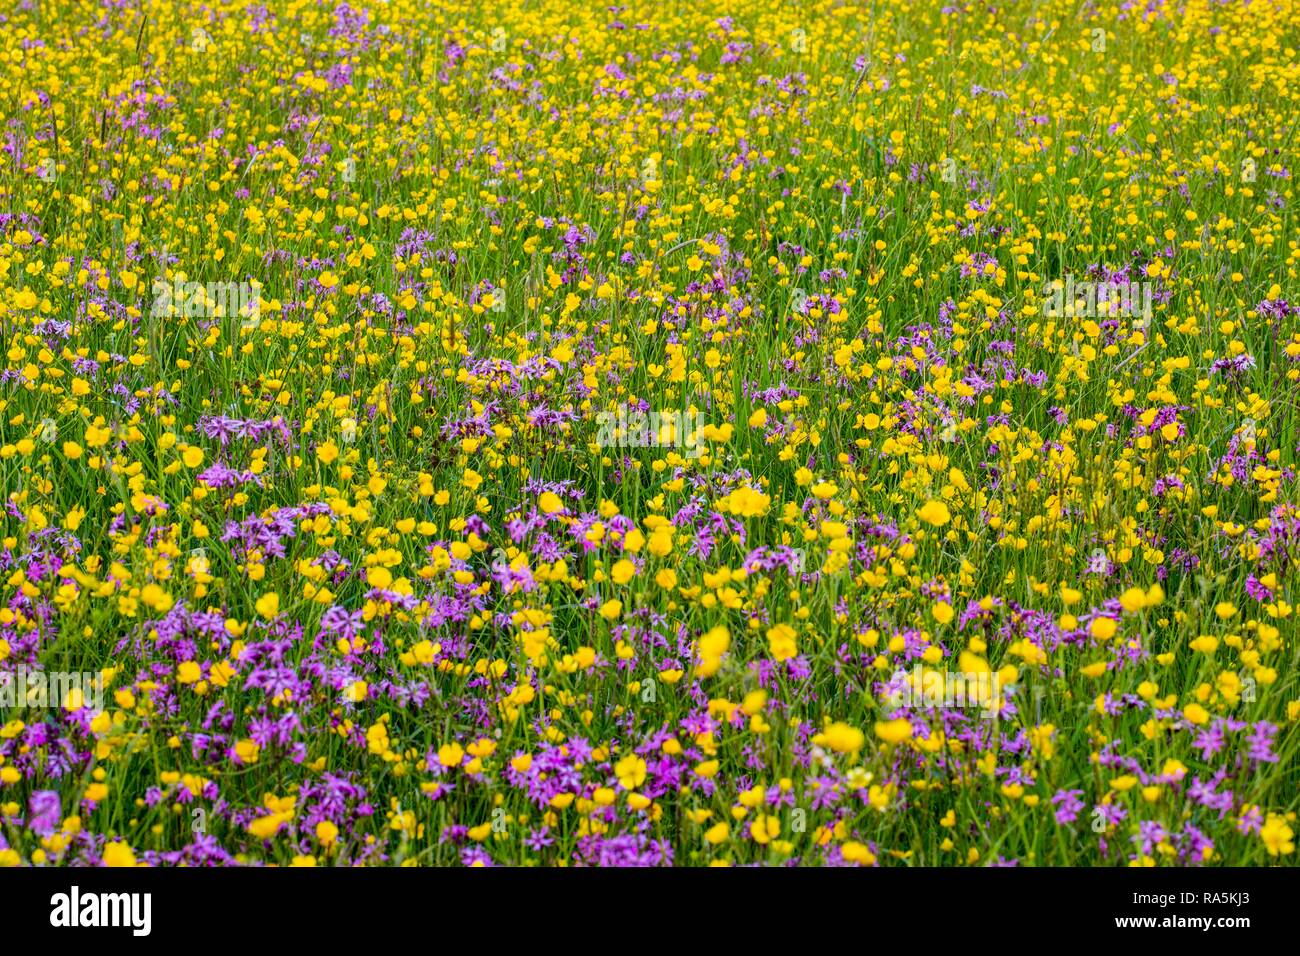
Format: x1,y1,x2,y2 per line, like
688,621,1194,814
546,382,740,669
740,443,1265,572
0,0,1298,870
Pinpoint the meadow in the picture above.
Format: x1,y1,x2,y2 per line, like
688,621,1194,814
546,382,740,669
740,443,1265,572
0,0,1297,867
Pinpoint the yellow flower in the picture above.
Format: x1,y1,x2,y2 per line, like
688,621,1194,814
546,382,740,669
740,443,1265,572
648,530,673,557
767,623,798,661
917,500,951,527
842,841,876,865
438,743,465,768
1090,617,1118,641
255,592,280,619
814,721,865,753
611,559,636,585
875,719,913,745
749,813,780,844
101,842,137,867
1261,814,1295,857
615,754,647,789
176,661,201,684
235,739,261,764
538,492,564,514
1119,587,1146,613
811,481,837,500
695,625,730,677
247,813,287,840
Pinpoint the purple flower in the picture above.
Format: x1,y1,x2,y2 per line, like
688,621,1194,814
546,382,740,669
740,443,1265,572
27,790,61,836
1245,721,1279,763
1051,788,1085,825
525,826,555,851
